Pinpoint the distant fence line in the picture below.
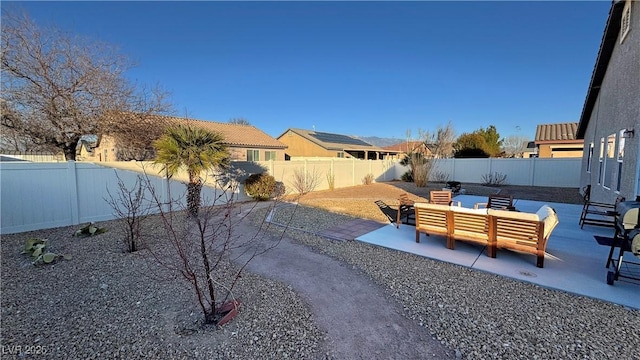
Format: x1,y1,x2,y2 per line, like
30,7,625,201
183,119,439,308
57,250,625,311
0,158,581,234
1,151,64,162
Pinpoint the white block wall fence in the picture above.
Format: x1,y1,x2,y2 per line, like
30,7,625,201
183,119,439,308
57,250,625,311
0,158,581,234
0,161,250,235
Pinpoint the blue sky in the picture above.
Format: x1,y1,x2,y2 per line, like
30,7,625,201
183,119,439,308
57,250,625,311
3,1,611,141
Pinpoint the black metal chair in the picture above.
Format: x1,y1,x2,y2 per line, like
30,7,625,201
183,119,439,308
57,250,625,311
579,185,624,228
474,194,515,211
395,193,415,228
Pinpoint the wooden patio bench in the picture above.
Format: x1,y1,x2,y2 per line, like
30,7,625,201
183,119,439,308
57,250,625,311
414,202,559,267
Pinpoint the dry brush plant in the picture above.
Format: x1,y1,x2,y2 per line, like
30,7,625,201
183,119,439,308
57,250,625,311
326,170,336,191
290,166,322,196
481,172,508,186
362,173,374,185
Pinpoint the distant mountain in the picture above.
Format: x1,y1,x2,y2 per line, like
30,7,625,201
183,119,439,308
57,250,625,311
355,136,405,147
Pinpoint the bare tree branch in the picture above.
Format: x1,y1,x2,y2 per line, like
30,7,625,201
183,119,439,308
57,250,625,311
1,10,172,160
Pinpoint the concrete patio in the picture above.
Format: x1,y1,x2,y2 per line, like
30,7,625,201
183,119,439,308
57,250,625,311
355,195,640,310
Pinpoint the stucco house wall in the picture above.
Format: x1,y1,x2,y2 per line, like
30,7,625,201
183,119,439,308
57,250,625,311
578,0,640,203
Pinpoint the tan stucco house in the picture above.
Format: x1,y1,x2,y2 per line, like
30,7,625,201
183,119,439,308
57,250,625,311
533,122,584,158
382,141,434,161
79,115,287,162
276,128,401,160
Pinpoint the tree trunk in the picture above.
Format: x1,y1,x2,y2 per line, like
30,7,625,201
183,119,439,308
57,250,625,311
187,181,202,217
63,145,77,161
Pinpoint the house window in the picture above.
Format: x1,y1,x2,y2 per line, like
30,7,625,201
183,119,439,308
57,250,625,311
337,152,344,158
603,133,616,189
586,143,594,173
617,129,625,192
247,149,260,161
598,138,604,184
621,0,632,43
265,151,277,161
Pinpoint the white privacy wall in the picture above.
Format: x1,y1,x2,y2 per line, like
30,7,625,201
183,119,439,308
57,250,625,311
0,158,580,234
429,158,581,187
0,162,248,234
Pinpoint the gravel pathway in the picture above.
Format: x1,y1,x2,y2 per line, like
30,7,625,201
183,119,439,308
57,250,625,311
234,215,452,359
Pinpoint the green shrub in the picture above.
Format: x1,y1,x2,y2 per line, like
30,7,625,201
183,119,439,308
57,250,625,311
74,223,107,237
244,173,278,201
401,170,413,182
22,238,71,265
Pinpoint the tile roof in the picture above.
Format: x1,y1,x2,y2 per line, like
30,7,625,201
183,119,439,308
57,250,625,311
535,122,581,143
108,113,286,149
177,118,286,149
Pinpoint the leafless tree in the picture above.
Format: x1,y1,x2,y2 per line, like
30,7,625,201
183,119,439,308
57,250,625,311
418,121,456,158
501,135,530,158
1,11,171,160
101,111,173,161
402,122,456,186
228,117,251,125
137,171,288,326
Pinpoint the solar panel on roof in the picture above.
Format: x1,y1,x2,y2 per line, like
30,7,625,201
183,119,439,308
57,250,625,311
311,132,372,147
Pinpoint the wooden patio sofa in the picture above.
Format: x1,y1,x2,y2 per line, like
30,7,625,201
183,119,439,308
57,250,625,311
414,202,559,268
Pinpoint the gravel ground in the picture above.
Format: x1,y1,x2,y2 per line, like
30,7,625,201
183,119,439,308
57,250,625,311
2,182,638,359
263,203,640,360
1,211,324,359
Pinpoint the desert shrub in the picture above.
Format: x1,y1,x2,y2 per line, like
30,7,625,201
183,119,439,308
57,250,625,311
273,181,286,199
74,223,107,237
244,173,278,201
413,163,430,187
22,238,71,265
362,173,374,185
481,172,508,186
326,171,335,191
431,171,450,183
290,167,321,196
401,170,413,182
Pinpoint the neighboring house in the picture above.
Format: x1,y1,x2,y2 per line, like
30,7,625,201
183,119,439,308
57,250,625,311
533,122,584,158
383,141,434,160
276,128,401,160
576,0,639,202
79,116,287,162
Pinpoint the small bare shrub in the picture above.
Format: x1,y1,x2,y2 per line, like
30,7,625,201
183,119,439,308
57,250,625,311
432,171,450,183
106,173,150,252
362,173,374,185
481,172,508,186
326,171,335,191
291,167,321,196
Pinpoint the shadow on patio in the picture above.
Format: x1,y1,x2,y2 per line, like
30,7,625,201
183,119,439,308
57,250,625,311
355,195,640,310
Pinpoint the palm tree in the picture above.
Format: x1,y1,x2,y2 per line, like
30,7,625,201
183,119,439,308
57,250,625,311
153,124,229,216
